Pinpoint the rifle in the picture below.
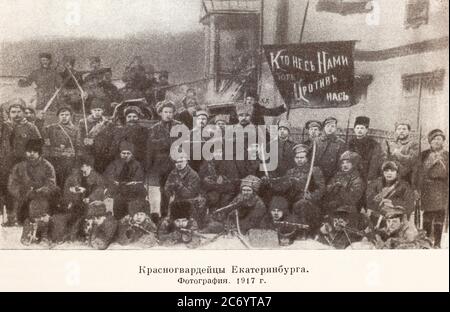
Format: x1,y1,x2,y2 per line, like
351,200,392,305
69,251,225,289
274,221,309,230
178,227,208,240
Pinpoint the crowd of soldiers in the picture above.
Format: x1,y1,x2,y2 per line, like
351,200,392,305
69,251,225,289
0,52,448,250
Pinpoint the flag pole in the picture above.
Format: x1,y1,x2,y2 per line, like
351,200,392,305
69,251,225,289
299,0,310,43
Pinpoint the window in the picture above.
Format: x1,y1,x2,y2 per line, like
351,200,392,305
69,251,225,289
405,0,429,29
316,0,373,15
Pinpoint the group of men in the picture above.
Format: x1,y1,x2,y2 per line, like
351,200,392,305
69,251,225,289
0,52,447,250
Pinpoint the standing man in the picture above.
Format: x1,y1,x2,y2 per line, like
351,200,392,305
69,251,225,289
302,120,322,148
42,106,79,188
272,119,296,178
348,116,383,182
18,52,62,111
418,129,448,248
315,117,347,183
189,109,212,172
7,99,42,165
147,101,182,217
383,119,419,185
236,93,286,126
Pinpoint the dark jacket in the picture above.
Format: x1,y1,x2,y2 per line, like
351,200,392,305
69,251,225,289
315,134,347,182
89,215,118,250
349,136,383,181
323,170,365,214
366,178,415,216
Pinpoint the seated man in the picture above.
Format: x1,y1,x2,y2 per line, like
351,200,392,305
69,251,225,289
20,198,52,246
51,155,106,243
215,175,266,235
322,151,364,216
263,144,325,238
317,205,369,250
260,196,303,246
165,151,206,228
374,205,431,249
83,201,118,250
157,200,202,248
104,142,146,220
198,147,239,211
116,199,157,247
366,160,415,224
8,139,59,225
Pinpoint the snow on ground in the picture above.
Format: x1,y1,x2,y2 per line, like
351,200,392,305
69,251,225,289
1,225,334,250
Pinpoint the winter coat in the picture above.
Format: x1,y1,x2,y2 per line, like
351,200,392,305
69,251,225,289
418,149,449,212
366,178,415,216
228,193,267,234
165,166,202,200
382,138,419,184
323,170,365,214
315,134,347,182
348,136,383,181
272,138,297,178
63,169,106,207
8,120,41,161
104,158,146,198
42,123,79,158
88,215,118,250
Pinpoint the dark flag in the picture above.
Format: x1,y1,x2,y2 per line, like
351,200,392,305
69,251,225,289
264,41,356,109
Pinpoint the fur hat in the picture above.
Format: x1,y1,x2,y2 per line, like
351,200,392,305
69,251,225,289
305,120,322,130
8,98,26,112
269,196,289,214
428,129,446,143
170,200,192,220
395,119,412,130
323,117,338,127
339,151,362,167
25,139,44,155
38,52,52,60
79,154,95,167
127,200,150,217
382,160,399,172
277,119,291,131
87,201,107,218
156,100,176,114
89,97,107,110
56,106,73,116
241,175,261,193
235,102,254,116
354,116,370,128
119,141,135,154
29,198,50,219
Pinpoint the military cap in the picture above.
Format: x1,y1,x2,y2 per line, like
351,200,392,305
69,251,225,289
195,110,209,118
305,120,322,130
38,52,52,60
156,100,176,114
428,129,446,143
277,119,291,131
292,144,310,155
87,201,107,218
381,160,399,172
323,117,338,126
124,105,143,117
214,114,230,124
354,116,370,128
235,102,254,116
29,198,50,220
241,175,262,193
382,205,406,219
119,141,135,154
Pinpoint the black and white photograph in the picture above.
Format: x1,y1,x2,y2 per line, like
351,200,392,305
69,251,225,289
0,0,448,255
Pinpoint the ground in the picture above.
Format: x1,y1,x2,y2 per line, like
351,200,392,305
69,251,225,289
0,225,334,250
